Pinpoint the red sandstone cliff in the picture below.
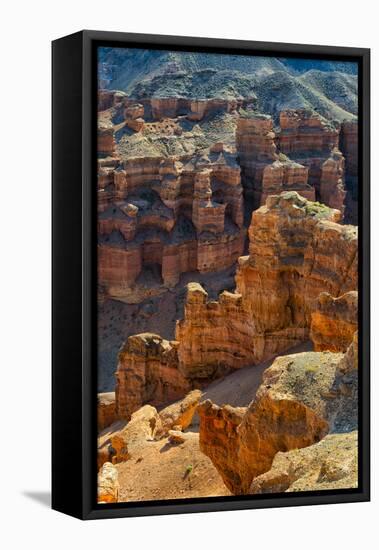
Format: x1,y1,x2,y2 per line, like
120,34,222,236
177,192,357,377
110,192,358,425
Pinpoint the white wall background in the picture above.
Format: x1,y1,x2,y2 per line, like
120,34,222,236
1,0,376,547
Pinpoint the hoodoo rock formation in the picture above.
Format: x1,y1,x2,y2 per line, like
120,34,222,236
115,333,190,420
98,95,354,302
111,192,358,424
278,109,347,215
97,114,245,297
177,192,357,376
236,113,314,209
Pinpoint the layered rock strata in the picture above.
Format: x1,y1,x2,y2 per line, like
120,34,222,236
310,291,358,352
236,114,314,209
177,192,357,377
112,193,358,424
97,143,245,296
115,333,191,420
277,109,347,215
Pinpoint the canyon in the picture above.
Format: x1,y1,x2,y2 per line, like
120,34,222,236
96,50,359,504
97,190,358,502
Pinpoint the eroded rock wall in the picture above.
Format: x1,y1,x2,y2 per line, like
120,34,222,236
198,340,358,494
115,333,191,420
177,192,357,376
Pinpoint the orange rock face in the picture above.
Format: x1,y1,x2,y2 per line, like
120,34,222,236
157,389,203,435
111,192,357,424
98,145,245,297
177,192,357,376
278,109,346,213
260,160,315,205
236,114,278,207
310,291,358,352
115,333,191,420
236,110,345,213
198,347,357,494
98,123,116,156
98,392,117,432
97,462,119,503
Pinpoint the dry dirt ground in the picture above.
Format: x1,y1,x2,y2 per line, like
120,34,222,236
98,265,238,392
116,432,231,502
100,341,311,502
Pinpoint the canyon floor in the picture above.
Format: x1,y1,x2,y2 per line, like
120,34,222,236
98,265,238,392
99,341,312,502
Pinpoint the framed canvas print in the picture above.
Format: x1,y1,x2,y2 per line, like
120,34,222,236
52,30,370,520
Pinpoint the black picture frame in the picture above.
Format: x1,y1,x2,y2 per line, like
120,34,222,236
52,30,370,520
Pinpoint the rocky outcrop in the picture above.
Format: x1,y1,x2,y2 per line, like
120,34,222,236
278,109,340,157
250,431,358,494
176,283,254,379
260,159,314,206
192,169,226,234
115,333,191,420
230,108,351,215
98,140,245,297
111,405,162,463
124,103,145,132
319,149,346,215
157,389,202,435
177,192,357,377
198,346,358,494
111,193,357,423
340,120,358,177
236,113,278,207
98,392,116,432
310,291,358,352
149,97,240,121
97,462,119,503
277,109,347,213
98,121,116,157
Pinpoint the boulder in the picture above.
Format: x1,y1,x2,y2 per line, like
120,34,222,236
250,431,358,494
97,462,119,503
157,389,203,435
168,430,188,444
111,404,162,463
198,348,357,494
